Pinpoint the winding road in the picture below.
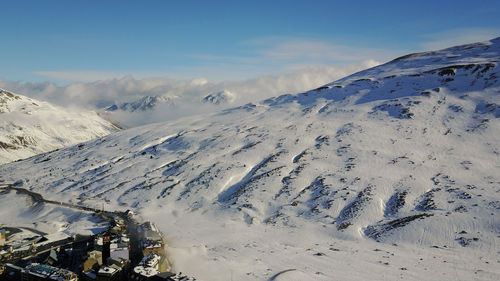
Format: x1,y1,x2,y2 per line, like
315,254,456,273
0,183,171,273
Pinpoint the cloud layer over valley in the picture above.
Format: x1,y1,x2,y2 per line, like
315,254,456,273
1,61,379,127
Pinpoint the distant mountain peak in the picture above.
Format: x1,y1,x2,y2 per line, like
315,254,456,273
202,89,235,105
105,95,175,112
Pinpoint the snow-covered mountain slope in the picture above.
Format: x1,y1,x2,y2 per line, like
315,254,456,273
0,89,118,164
105,95,176,112
1,38,500,280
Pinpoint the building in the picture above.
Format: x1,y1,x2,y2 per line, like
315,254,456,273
136,222,169,273
102,233,111,265
131,254,161,280
83,250,103,272
83,255,129,281
107,256,129,270
96,265,120,281
138,222,165,256
110,235,130,260
23,263,78,281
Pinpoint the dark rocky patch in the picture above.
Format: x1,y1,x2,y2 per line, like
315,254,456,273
416,188,440,211
475,102,500,117
365,213,433,240
372,99,419,119
384,191,408,217
438,68,456,76
457,236,479,247
336,185,373,230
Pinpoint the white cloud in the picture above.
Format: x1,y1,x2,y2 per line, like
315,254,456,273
1,38,394,127
1,61,378,127
420,28,500,50
186,37,403,81
244,37,402,65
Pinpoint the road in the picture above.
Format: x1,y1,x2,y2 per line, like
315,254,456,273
0,183,171,273
0,183,102,213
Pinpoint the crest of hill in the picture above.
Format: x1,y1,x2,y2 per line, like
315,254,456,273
0,88,119,164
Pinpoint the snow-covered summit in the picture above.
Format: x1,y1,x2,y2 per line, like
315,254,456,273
105,95,176,112
202,90,236,105
0,88,118,164
1,38,499,280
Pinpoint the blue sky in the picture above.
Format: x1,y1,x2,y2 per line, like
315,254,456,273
1,0,500,84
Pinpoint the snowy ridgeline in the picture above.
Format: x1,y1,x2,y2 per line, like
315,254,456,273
1,38,500,280
0,89,118,164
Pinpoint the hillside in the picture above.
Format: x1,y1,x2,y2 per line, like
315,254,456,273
0,89,118,164
1,38,499,280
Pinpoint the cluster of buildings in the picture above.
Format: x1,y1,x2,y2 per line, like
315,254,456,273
81,229,131,281
130,221,170,281
0,226,66,265
81,219,172,281
2,263,78,281
0,217,188,281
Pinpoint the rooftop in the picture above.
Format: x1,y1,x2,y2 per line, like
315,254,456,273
134,265,159,277
98,266,118,276
133,253,162,277
25,263,77,281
